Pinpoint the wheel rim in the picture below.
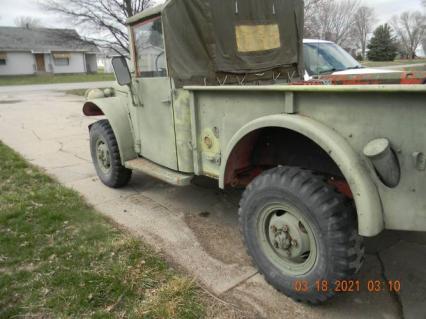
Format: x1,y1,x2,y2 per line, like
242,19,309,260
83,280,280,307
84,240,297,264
95,137,111,174
257,203,317,276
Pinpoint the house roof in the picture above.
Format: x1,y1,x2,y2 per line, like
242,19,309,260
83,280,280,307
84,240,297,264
0,26,99,53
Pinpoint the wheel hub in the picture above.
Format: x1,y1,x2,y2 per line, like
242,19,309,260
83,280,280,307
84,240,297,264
96,140,111,172
268,211,311,262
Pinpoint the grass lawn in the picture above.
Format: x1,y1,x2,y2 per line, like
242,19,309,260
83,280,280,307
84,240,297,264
0,73,115,86
362,58,426,67
0,142,207,318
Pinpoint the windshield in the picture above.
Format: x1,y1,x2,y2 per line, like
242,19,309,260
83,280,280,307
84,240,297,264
304,42,362,75
133,16,166,78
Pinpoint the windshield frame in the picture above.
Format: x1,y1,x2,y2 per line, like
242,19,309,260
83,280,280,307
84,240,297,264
131,15,168,78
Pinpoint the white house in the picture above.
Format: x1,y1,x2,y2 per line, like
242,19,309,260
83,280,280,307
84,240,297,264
97,49,130,73
0,26,99,76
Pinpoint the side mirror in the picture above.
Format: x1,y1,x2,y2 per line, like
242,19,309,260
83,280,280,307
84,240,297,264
112,56,131,86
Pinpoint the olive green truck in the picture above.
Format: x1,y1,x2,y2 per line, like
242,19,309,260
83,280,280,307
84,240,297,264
83,0,426,303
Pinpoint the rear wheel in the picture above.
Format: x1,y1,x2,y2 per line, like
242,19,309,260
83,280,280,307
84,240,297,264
90,120,132,188
239,166,364,303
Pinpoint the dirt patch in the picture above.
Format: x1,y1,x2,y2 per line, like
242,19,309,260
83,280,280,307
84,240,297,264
184,212,252,266
0,100,22,104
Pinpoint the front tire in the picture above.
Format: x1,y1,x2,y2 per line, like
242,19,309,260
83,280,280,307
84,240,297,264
239,166,364,303
90,120,132,188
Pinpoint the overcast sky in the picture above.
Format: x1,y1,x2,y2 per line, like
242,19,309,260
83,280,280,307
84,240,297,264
0,0,423,28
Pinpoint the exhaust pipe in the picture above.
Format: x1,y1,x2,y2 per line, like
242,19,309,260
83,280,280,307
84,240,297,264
363,138,400,188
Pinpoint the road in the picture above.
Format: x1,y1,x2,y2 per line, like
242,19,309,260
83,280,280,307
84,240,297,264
0,81,114,93
0,83,425,318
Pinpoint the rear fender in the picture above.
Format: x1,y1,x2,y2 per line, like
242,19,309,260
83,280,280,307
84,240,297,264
83,97,137,163
220,114,384,237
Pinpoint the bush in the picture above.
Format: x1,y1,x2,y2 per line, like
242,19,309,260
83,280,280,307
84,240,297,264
355,53,364,61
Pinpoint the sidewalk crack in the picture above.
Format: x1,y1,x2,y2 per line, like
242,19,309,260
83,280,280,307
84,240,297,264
220,270,259,295
376,252,404,319
58,141,90,162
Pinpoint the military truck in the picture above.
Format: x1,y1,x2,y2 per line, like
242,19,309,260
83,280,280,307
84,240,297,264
83,0,426,303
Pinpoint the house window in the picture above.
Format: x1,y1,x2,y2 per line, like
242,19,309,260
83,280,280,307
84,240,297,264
54,58,70,66
53,53,71,66
0,53,6,65
132,16,166,77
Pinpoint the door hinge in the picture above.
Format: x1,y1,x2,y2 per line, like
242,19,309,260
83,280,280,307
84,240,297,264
161,96,172,105
135,139,141,153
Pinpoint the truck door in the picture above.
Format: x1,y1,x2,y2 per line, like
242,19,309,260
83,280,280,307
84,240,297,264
131,16,178,170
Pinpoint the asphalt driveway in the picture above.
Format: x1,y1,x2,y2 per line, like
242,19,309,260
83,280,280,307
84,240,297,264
0,83,425,318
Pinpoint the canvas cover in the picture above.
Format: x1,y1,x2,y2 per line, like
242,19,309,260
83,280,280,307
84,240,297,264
158,0,303,84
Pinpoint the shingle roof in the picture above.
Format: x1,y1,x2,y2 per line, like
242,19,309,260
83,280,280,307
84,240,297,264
0,26,99,53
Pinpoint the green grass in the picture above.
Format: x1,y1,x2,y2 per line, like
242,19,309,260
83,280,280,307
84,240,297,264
0,141,205,318
362,58,426,67
0,73,115,86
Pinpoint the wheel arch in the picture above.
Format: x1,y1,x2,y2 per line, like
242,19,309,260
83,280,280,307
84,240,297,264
83,97,137,163
220,114,384,237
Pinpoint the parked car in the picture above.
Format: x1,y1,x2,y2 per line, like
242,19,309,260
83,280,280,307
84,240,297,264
303,39,426,84
83,0,426,304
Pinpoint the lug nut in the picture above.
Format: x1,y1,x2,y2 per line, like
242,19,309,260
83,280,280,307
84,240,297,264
273,241,279,249
291,240,298,247
271,225,277,233
282,225,289,232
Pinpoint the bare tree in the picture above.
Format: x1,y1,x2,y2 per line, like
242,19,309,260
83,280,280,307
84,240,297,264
330,0,360,45
353,6,375,59
307,0,360,46
40,0,154,54
304,0,324,37
391,11,426,59
14,16,43,28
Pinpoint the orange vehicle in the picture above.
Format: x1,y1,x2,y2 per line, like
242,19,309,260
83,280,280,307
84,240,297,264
303,39,426,85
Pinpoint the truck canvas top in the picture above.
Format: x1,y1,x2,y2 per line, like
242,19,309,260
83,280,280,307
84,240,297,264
127,0,304,86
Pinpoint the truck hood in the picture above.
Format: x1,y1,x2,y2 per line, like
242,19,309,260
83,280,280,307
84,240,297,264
317,68,426,85
333,68,400,75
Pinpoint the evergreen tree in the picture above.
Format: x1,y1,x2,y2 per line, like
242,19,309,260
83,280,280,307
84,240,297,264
367,24,398,61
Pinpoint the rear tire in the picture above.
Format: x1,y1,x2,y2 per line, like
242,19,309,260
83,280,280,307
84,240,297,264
239,166,364,303
90,120,132,188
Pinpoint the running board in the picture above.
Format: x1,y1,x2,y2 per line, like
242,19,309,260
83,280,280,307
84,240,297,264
124,158,193,186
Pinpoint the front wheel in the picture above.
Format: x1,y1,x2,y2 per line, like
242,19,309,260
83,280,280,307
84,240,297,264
239,166,364,303
90,120,132,188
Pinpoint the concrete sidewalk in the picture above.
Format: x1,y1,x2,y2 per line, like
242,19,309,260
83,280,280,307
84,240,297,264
0,88,425,319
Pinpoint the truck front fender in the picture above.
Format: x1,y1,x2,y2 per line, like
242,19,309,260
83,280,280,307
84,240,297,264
83,97,137,163
220,114,384,237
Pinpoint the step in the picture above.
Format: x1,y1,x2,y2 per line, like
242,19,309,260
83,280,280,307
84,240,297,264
125,158,193,186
